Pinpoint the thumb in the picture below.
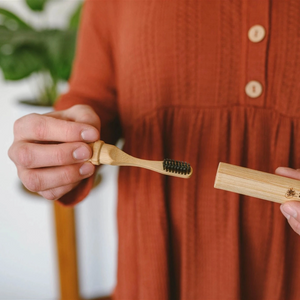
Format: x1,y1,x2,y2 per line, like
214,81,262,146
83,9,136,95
276,167,300,235
280,202,300,235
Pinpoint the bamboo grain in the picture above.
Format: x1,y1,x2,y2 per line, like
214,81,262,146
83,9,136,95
214,162,300,204
88,140,193,179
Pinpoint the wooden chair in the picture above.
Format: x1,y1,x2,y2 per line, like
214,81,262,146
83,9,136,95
54,202,112,300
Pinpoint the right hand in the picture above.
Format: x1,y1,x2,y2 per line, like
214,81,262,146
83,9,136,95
8,104,100,200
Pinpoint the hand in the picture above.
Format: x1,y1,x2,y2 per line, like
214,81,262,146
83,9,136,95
8,104,100,201
276,167,300,235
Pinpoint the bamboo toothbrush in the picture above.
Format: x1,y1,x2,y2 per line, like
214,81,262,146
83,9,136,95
88,140,193,179
214,162,300,204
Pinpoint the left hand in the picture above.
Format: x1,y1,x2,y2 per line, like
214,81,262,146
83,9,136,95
276,167,300,235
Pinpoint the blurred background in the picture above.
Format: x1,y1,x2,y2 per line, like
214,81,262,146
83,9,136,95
0,0,118,299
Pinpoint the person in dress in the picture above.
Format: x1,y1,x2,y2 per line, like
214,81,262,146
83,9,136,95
8,0,300,299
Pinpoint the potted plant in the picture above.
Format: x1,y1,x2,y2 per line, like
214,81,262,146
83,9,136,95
0,0,82,107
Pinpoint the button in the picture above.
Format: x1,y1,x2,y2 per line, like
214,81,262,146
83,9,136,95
245,81,263,98
248,25,265,43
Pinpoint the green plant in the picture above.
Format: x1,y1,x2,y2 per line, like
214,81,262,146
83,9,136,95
0,0,82,106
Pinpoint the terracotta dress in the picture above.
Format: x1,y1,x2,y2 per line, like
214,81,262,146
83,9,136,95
55,0,300,299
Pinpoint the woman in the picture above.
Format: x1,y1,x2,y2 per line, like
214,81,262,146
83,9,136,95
8,0,300,299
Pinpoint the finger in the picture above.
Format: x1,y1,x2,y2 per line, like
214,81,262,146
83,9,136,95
277,167,300,235
48,104,101,131
14,113,99,143
287,217,300,235
38,182,80,201
19,162,95,193
280,201,300,222
10,141,92,168
275,167,300,180
280,203,300,235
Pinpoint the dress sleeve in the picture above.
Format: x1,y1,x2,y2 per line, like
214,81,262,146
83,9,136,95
55,0,121,206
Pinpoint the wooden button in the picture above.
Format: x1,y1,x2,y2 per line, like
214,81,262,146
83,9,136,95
248,25,265,43
245,81,263,98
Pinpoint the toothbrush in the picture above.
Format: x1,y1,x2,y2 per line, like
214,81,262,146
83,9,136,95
88,140,193,179
214,162,300,204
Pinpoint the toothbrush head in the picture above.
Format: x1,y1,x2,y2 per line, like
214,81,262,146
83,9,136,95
163,159,192,176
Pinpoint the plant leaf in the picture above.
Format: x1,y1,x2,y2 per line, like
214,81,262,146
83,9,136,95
0,45,44,80
68,1,83,29
0,25,46,80
0,26,43,48
25,0,49,12
42,29,77,81
0,8,33,30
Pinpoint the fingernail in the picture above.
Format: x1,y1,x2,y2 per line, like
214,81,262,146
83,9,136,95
79,163,94,176
81,129,98,141
280,204,298,220
73,146,90,160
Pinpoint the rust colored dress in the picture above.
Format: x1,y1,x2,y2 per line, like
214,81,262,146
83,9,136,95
55,0,300,299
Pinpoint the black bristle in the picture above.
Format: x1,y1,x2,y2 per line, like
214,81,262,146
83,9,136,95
162,159,191,175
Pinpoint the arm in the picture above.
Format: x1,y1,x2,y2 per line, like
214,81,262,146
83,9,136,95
56,0,121,146
54,0,121,205
8,0,121,206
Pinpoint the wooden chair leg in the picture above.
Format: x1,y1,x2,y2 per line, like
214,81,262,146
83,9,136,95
54,202,81,300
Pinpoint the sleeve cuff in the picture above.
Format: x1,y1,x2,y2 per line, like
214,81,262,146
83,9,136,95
56,174,95,206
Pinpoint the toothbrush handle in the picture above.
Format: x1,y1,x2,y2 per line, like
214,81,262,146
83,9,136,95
88,140,193,179
88,140,104,165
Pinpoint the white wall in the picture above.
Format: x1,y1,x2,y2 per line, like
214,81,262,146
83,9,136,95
0,1,117,299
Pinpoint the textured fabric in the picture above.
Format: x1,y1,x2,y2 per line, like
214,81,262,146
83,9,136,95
55,0,300,299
